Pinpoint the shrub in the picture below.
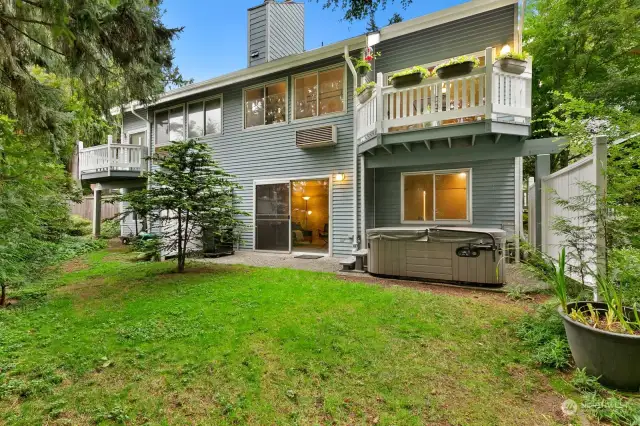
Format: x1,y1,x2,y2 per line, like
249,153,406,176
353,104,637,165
101,218,121,239
571,368,602,392
515,301,572,369
611,247,640,306
581,392,640,425
66,215,92,236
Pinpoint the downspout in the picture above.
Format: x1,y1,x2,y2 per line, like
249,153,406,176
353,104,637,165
518,0,527,51
344,45,359,251
130,104,151,172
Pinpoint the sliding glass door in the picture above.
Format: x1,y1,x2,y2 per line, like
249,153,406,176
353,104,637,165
255,182,290,251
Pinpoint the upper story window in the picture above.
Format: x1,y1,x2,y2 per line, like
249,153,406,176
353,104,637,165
155,106,184,147
402,169,471,223
294,66,345,120
188,96,222,138
244,80,287,129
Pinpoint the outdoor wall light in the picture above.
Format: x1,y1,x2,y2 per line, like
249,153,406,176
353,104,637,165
334,173,345,182
500,44,511,55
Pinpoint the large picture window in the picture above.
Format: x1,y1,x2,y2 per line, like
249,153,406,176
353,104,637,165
402,169,470,223
294,66,345,120
244,81,287,128
188,97,222,138
155,106,184,148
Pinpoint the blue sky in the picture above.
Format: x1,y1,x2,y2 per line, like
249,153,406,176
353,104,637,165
161,0,467,83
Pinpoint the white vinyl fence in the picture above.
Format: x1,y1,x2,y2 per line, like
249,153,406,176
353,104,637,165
529,137,607,285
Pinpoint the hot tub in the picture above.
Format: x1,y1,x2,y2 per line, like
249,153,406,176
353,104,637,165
366,227,506,285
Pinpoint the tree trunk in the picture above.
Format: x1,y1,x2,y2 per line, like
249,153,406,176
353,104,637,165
177,209,184,273
0,283,6,306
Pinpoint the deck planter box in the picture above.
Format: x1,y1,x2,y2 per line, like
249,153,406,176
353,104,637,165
559,301,640,390
391,72,424,89
436,61,475,79
498,58,527,75
357,87,374,104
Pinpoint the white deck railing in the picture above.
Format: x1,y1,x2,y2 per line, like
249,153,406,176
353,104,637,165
355,90,377,141
355,47,532,142
79,143,147,176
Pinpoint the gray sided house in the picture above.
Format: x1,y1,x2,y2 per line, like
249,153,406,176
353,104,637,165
78,0,539,260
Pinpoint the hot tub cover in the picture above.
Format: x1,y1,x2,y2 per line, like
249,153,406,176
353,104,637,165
366,226,506,244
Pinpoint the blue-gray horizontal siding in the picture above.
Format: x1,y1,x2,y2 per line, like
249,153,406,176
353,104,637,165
248,5,268,67
148,56,357,256
268,2,304,61
372,159,515,232
375,5,516,74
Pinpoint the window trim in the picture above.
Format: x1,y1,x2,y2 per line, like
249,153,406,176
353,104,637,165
291,64,348,123
242,78,289,131
153,105,186,150
186,94,224,139
126,127,147,145
400,168,473,225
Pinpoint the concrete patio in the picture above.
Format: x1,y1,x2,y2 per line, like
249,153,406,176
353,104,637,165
197,250,549,293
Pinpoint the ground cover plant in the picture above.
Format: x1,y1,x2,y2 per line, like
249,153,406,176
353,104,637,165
1,246,579,425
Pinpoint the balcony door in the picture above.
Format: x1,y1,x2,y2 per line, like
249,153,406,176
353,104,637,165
255,182,290,252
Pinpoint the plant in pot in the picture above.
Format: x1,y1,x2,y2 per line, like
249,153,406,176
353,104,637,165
551,248,640,390
495,51,529,75
434,55,480,79
389,66,431,89
356,81,376,103
351,49,380,77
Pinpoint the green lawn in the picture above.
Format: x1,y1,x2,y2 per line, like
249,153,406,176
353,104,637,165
0,247,572,425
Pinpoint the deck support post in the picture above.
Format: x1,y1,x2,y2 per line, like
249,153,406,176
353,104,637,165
92,184,103,238
534,154,550,251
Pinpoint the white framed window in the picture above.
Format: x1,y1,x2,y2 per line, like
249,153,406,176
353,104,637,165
127,128,146,146
293,65,346,121
243,80,288,129
154,106,185,148
187,96,223,138
401,169,472,224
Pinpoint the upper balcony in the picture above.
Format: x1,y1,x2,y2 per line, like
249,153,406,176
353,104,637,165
77,137,148,183
356,48,532,155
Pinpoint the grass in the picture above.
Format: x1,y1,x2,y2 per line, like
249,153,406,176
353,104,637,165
0,247,573,425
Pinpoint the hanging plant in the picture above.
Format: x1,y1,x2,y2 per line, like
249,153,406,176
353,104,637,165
351,49,381,76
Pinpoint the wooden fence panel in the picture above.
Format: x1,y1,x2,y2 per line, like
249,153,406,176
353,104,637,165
69,196,119,220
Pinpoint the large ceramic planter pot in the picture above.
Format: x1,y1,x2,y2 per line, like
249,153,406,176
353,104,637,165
435,61,475,79
391,72,424,89
357,87,374,104
560,301,640,390
498,58,526,75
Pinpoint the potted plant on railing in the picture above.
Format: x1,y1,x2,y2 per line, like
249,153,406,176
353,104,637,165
389,66,431,89
434,55,480,79
550,248,640,390
356,81,376,103
495,51,529,75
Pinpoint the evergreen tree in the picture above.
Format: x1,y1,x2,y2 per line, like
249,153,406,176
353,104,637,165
0,0,186,153
118,140,247,273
